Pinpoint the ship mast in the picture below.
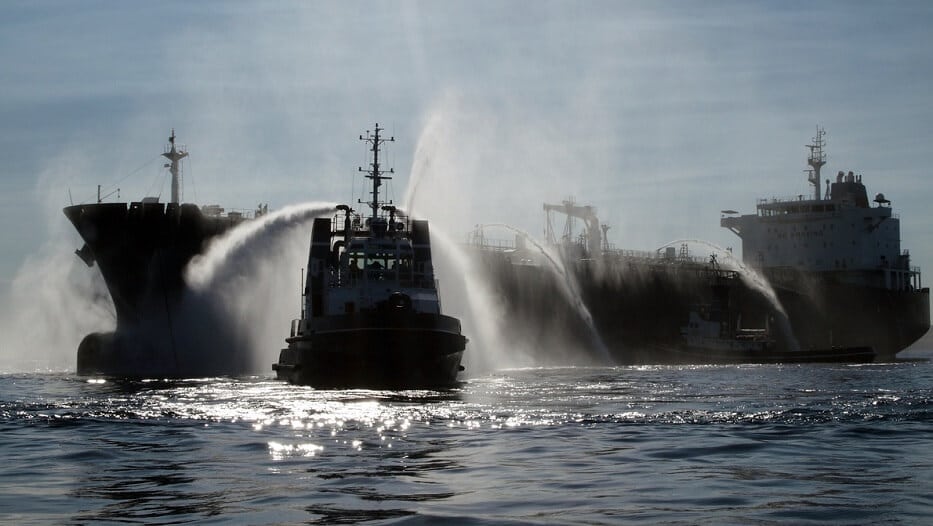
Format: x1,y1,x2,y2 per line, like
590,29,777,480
359,123,394,221
162,129,188,205
806,126,826,201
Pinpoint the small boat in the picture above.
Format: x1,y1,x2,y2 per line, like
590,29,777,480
273,124,468,387
675,263,875,364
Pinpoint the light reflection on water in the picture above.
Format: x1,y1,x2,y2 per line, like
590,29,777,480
1,359,932,524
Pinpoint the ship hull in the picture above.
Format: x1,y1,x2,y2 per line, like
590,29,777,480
766,269,930,361
64,202,244,376
273,312,467,388
476,250,930,364
665,344,876,365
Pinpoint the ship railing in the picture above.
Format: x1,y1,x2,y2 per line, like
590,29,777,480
612,250,669,264
755,199,846,218
757,195,812,206
467,237,516,251
201,205,267,221
611,248,657,259
892,266,924,291
602,249,708,266
230,207,256,218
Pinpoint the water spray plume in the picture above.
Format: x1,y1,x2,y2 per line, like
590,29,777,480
428,227,518,373
174,201,339,374
474,223,612,364
0,240,115,372
186,202,338,290
403,114,445,220
404,98,611,367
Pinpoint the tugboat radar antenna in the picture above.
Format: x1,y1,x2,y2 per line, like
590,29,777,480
359,123,394,220
162,128,188,204
806,126,826,201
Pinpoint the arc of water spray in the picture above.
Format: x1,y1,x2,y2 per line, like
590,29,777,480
478,223,612,363
185,202,339,290
402,120,444,220
429,226,515,371
657,238,801,352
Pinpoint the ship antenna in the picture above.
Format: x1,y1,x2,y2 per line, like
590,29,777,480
162,128,189,205
806,126,826,201
358,123,394,220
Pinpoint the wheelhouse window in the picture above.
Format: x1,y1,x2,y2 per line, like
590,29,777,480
347,249,411,282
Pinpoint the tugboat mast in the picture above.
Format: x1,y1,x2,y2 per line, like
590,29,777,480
162,129,189,205
806,126,826,201
359,123,394,221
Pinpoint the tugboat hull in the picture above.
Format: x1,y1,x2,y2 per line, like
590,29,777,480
274,312,467,388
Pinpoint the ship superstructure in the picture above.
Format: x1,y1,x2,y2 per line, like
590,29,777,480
721,127,929,357
722,127,919,291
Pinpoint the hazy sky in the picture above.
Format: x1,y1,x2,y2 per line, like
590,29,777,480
3,1,933,297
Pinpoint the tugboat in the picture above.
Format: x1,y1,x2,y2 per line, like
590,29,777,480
675,258,875,364
677,263,777,361
273,124,468,388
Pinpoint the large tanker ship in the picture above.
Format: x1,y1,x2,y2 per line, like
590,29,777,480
474,128,929,363
64,131,265,375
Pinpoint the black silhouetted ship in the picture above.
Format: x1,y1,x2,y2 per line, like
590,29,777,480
273,124,467,387
64,131,266,375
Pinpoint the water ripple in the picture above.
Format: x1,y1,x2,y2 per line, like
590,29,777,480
0,359,931,524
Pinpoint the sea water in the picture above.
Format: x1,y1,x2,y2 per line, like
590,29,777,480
1,346,931,525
